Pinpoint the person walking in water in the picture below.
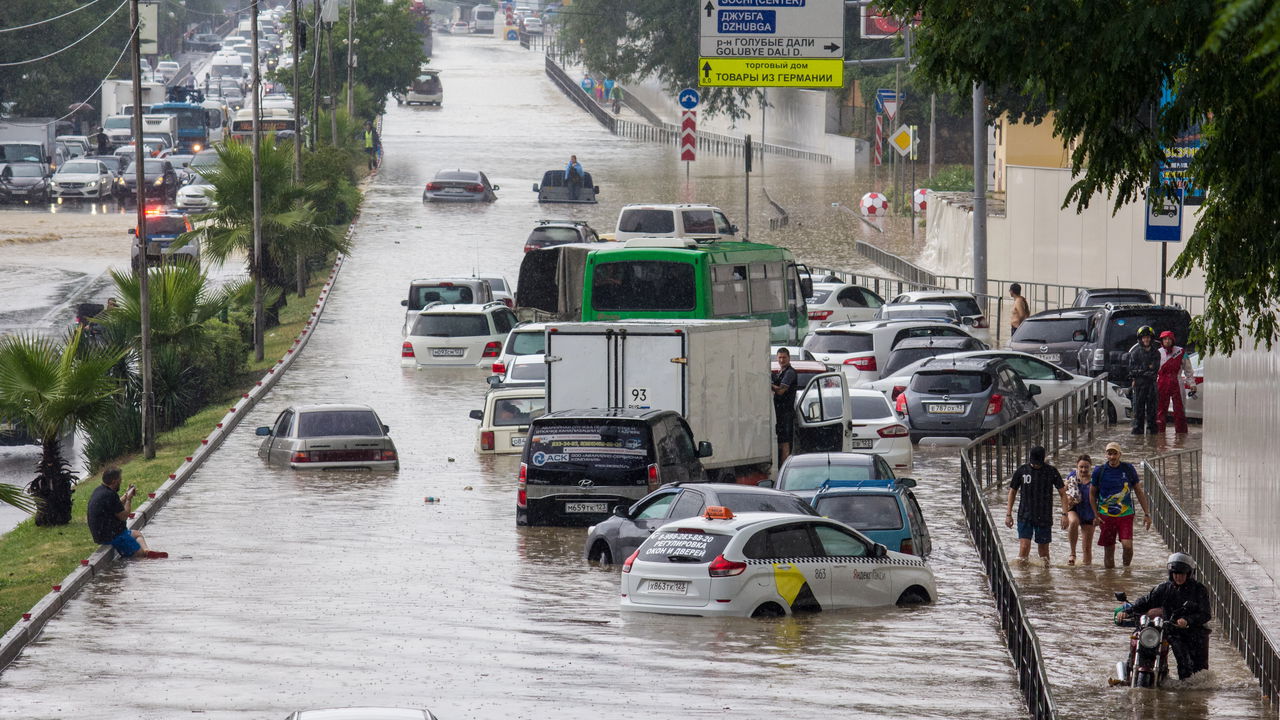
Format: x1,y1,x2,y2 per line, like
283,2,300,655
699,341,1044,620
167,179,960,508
1091,442,1152,568
1064,454,1095,565
362,120,381,171
1127,326,1161,434
1155,330,1195,434
1004,446,1070,567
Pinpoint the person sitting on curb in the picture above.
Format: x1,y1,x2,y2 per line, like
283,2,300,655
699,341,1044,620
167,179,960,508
87,467,167,560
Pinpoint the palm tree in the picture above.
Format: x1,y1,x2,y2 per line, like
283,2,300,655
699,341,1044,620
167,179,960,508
103,264,241,348
0,482,34,514
0,329,125,526
181,138,350,357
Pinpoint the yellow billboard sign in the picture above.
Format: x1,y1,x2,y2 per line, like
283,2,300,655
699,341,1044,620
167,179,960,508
697,58,843,88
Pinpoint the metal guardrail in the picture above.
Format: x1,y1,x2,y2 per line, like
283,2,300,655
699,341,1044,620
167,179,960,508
953,375,1114,720
1142,449,1280,702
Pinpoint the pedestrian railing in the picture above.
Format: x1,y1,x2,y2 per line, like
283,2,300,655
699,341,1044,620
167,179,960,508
954,375,1112,720
1141,448,1280,703
960,452,1058,720
963,374,1111,492
543,56,617,132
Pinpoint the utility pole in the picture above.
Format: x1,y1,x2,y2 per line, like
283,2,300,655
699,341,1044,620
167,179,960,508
311,0,321,148
130,0,154,459
327,24,338,144
293,0,306,297
744,134,752,242
346,0,355,116
251,0,264,361
972,82,988,300
929,92,936,179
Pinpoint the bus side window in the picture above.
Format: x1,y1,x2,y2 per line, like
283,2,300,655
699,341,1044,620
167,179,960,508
748,262,785,313
711,263,749,315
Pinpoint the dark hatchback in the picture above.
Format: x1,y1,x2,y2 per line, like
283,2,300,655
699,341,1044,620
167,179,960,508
898,357,1041,442
523,219,601,252
517,409,712,527
881,335,987,377
0,163,50,203
1009,308,1099,372
1075,304,1192,383
583,482,815,565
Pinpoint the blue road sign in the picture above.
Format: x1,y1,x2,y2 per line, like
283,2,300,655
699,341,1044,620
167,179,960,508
678,88,701,110
1144,189,1184,243
875,88,901,114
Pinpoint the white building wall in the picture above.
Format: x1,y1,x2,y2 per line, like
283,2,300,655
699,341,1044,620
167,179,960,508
925,165,1206,297
1203,348,1280,582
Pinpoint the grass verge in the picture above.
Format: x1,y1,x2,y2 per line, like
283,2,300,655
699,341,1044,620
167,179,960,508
0,268,333,636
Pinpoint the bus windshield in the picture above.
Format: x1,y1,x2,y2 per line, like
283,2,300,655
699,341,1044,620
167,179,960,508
591,260,695,311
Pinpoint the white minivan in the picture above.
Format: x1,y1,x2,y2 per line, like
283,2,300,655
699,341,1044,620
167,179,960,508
613,203,738,243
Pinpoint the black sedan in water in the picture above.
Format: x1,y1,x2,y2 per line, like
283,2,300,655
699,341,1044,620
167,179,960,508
113,158,179,203
0,163,50,204
422,169,499,202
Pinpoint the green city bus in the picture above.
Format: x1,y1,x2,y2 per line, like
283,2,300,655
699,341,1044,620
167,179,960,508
580,238,811,343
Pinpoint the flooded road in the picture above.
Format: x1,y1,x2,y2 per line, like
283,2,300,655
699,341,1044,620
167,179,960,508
0,35,1262,719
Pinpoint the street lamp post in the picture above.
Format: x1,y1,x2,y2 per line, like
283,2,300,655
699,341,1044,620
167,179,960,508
251,0,264,361
346,0,355,116
130,0,155,459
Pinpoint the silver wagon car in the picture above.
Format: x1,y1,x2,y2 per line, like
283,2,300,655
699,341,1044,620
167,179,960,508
256,404,399,470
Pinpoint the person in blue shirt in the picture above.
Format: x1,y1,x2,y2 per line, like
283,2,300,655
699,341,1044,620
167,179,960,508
565,155,583,200
1090,442,1152,568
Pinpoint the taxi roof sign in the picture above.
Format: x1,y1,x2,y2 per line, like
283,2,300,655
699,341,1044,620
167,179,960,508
704,505,735,520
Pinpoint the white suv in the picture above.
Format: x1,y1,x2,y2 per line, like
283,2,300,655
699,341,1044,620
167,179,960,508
401,302,517,367
492,321,546,374
613,203,738,243
802,319,983,384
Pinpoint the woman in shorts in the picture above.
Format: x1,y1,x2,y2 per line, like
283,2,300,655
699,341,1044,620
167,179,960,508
1063,454,1095,565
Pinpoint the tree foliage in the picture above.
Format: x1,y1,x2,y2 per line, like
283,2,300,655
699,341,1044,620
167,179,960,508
882,0,1280,355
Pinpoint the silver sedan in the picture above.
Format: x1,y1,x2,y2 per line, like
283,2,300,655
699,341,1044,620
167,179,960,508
256,404,399,470
422,169,498,202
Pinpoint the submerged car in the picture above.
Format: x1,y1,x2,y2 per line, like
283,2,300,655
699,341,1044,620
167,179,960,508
422,169,498,202
811,478,932,558
620,508,936,617
256,404,399,470
532,168,599,203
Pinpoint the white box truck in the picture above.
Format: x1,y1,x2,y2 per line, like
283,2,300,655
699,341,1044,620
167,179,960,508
100,79,167,126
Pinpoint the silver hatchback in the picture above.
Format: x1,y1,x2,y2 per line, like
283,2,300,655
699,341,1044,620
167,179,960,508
256,404,399,470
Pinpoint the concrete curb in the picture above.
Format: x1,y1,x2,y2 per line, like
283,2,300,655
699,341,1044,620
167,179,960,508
0,223,359,672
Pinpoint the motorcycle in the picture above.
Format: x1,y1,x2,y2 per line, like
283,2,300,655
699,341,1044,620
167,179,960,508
1111,592,1201,688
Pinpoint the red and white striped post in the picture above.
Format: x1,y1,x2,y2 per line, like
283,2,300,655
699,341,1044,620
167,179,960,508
874,114,883,167
680,109,697,186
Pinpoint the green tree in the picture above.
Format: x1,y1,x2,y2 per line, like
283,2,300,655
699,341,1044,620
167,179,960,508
102,264,238,349
181,138,349,354
0,330,125,526
881,0,1279,355
0,482,34,514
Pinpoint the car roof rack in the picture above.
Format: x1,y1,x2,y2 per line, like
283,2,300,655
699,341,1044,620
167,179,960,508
481,300,507,309
815,478,900,493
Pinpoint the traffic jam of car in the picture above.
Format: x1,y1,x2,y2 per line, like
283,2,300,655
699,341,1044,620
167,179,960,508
357,189,1201,621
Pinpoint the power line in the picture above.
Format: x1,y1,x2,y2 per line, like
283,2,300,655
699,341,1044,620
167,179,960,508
0,0,108,34
165,0,262,17
0,0,128,68
3,24,137,128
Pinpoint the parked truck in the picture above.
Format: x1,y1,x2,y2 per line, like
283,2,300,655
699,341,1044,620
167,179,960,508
100,79,167,127
0,119,58,172
141,114,178,150
542,319,851,480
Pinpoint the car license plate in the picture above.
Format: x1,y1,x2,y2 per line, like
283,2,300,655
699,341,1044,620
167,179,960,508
510,436,525,447
430,348,464,357
850,438,874,449
644,579,689,595
927,403,967,414
565,502,608,513
1038,353,1061,363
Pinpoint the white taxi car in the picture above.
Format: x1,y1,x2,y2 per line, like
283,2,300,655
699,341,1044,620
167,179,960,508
401,302,516,368
621,507,935,617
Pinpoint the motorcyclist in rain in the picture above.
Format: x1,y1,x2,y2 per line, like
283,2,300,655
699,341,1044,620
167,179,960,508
1116,552,1212,680
1127,325,1160,434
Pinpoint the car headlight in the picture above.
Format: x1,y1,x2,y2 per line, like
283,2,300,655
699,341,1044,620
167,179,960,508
116,177,124,184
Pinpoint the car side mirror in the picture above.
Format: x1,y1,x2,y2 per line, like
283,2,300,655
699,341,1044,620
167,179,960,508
1027,384,1042,397
382,424,390,434
696,441,713,458
727,224,738,234
486,375,501,388
254,426,272,436
873,543,888,557
400,299,408,306
593,186,600,193
531,183,539,192
800,277,813,298
1072,330,1087,342
128,228,136,235
491,184,500,191
897,477,917,488
612,505,629,518
756,479,775,488
468,409,483,421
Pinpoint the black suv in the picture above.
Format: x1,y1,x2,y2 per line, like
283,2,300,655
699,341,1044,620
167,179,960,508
517,409,712,526
523,219,601,253
1071,287,1155,307
899,357,1041,442
583,482,815,564
1075,304,1192,383
1009,308,1099,372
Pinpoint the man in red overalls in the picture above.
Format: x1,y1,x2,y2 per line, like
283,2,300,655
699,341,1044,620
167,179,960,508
1155,330,1195,433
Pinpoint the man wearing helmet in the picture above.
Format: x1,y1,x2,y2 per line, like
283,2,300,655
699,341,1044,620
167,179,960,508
1155,330,1195,433
1117,552,1212,679
1126,325,1161,434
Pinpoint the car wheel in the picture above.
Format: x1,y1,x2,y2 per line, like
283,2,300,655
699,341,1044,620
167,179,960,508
588,540,612,564
751,603,786,619
896,587,931,606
